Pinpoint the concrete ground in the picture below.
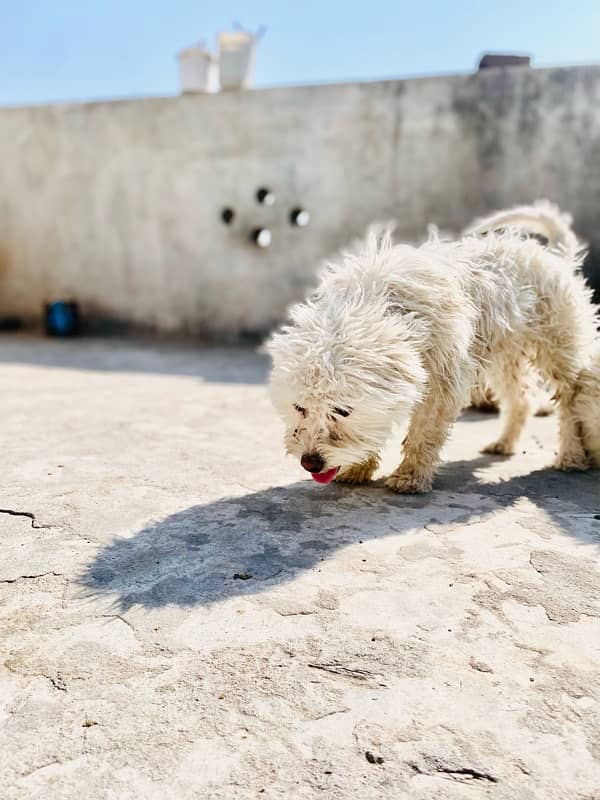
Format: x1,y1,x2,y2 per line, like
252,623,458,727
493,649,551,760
1,335,599,800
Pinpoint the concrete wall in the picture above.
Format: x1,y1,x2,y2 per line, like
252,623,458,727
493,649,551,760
1,65,599,337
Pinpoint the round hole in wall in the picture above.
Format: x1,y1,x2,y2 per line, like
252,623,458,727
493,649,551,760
290,207,310,227
256,187,276,206
221,207,235,225
251,228,272,248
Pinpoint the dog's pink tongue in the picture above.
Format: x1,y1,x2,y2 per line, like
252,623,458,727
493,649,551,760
312,467,339,485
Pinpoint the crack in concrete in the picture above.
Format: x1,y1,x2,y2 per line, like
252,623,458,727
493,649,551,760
0,571,63,585
0,508,53,529
308,662,384,684
46,674,67,692
411,762,498,783
469,657,494,674
313,707,351,721
567,513,600,519
19,759,62,779
4,660,67,692
275,609,316,617
529,553,545,575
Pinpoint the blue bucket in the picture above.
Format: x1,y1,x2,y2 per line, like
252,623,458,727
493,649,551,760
45,302,80,337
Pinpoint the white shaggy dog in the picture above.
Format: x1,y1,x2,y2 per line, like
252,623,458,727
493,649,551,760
268,232,598,493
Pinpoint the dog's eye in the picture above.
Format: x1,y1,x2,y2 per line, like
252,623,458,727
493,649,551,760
333,407,351,418
294,404,306,416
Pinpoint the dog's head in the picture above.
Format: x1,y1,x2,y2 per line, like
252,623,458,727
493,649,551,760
267,292,426,483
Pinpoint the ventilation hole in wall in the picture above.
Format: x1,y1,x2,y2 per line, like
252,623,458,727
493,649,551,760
251,228,272,248
290,207,310,227
221,207,235,224
256,187,276,206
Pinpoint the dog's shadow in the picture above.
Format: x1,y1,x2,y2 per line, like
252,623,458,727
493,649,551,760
80,458,600,611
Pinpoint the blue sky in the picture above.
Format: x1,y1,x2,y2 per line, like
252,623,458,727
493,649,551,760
2,0,599,105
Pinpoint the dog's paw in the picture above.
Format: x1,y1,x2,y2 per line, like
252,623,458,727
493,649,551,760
553,450,590,472
336,456,379,486
482,440,515,456
385,469,432,494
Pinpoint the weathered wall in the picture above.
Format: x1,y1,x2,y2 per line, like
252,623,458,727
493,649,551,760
1,65,599,337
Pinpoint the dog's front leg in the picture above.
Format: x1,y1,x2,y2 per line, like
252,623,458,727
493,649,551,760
386,392,459,494
336,454,380,485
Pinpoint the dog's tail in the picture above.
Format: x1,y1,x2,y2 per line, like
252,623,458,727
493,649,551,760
575,347,600,467
463,199,581,258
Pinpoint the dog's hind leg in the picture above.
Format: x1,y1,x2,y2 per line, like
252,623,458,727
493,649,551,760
386,387,463,494
533,327,591,472
482,355,531,456
550,384,589,471
575,360,600,467
336,454,380,485
549,380,589,471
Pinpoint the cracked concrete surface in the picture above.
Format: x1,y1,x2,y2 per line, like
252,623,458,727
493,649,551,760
1,335,599,800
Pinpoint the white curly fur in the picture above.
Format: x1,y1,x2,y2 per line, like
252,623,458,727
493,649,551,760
268,231,598,493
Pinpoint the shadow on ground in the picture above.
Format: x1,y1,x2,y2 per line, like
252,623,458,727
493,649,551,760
0,335,270,384
80,457,600,611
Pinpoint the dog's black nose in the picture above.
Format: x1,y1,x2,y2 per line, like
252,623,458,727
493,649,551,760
301,452,325,473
